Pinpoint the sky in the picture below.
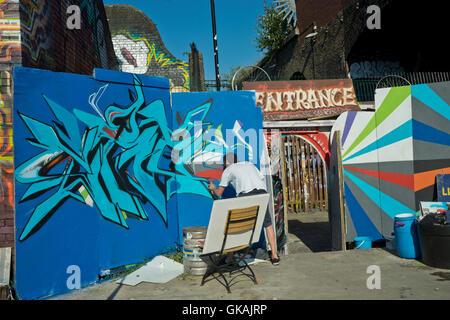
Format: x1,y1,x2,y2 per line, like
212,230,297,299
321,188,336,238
103,0,274,80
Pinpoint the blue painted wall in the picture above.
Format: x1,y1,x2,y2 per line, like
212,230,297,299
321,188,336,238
171,92,264,240
13,67,263,299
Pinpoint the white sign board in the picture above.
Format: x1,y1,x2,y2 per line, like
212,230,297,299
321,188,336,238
202,193,270,255
0,247,11,285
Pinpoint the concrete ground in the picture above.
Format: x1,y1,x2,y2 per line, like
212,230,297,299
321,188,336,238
51,211,450,300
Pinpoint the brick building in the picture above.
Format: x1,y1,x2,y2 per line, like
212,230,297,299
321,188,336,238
249,0,450,102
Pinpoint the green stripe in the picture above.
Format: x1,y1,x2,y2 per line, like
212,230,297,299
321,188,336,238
80,187,89,199
343,86,411,157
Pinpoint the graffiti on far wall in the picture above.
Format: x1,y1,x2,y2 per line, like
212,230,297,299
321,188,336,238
0,0,21,63
112,32,190,92
349,60,405,79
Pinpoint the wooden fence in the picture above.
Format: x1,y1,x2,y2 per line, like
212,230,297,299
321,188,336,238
283,135,328,213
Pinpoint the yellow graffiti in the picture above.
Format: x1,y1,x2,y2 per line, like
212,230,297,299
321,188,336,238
442,187,450,196
117,31,190,91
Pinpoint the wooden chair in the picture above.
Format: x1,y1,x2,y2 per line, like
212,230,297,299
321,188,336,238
200,205,260,293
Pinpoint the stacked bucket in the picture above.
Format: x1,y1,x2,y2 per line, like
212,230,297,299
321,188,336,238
182,226,208,275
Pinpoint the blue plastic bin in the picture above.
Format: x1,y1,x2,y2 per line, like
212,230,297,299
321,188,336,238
394,213,421,259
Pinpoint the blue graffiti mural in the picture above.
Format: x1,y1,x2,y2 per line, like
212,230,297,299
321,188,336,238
15,74,211,240
13,67,263,299
15,74,256,241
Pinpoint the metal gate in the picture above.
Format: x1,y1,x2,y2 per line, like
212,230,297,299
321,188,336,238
283,135,328,213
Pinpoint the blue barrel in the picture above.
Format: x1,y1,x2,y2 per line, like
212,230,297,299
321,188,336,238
394,213,420,259
354,236,372,249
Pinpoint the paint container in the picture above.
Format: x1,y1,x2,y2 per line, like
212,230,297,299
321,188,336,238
354,236,372,249
394,213,420,259
182,226,208,275
419,213,450,269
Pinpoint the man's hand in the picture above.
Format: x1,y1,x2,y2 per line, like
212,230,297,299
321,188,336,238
209,183,225,198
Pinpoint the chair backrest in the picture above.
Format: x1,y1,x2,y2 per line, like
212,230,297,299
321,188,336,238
220,205,259,254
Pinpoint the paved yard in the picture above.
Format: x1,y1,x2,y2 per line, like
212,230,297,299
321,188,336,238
50,211,450,300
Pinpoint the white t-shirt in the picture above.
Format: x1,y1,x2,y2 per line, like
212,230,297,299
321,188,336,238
219,162,267,195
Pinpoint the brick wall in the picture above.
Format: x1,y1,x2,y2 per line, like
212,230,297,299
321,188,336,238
0,0,119,278
20,0,118,75
296,0,345,40
0,1,20,273
105,4,190,92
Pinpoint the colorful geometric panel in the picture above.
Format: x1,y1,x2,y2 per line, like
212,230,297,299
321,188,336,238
331,82,450,242
343,182,383,241
412,83,450,121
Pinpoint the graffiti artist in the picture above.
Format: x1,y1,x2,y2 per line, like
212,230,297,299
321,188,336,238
208,152,280,266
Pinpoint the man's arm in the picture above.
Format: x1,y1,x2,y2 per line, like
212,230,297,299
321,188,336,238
209,182,225,197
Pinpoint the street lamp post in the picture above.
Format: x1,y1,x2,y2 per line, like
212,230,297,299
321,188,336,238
305,23,318,79
210,0,221,91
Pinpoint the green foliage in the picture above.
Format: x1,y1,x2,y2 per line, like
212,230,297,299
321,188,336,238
164,251,184,264
255,4,293,53
163,243,184,264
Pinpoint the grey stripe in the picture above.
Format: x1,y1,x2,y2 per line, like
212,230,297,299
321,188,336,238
424,82,450,107
411,96,450,135
412,140,450,161
343,161,415,175
413,158,450,173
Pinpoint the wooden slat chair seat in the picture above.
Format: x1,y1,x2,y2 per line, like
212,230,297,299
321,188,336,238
200,205,260,293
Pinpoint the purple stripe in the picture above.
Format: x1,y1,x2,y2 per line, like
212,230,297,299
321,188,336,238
341,112,357,146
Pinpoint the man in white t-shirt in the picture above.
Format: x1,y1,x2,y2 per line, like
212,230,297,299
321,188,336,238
209,152,280,265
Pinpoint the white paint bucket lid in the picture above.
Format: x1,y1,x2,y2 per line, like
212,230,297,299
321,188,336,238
395,213,414,218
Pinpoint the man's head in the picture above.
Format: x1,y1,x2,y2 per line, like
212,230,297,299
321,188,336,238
223,152,238,169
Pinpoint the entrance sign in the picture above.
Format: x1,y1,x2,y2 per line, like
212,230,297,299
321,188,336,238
243,79,360,121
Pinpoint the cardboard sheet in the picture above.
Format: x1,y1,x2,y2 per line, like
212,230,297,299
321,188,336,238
202,193,270,255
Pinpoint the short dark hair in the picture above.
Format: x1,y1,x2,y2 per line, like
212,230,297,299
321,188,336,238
223,152,238,168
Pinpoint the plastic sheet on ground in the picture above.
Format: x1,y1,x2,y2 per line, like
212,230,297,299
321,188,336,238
116,256,184,286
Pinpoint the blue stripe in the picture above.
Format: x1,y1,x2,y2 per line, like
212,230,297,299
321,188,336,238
343,120,412,162
412,84,450,120
412,119,450,146
344,182,383,241
344,170,415,219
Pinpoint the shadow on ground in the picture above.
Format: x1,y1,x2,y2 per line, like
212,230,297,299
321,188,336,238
287,215,332,253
